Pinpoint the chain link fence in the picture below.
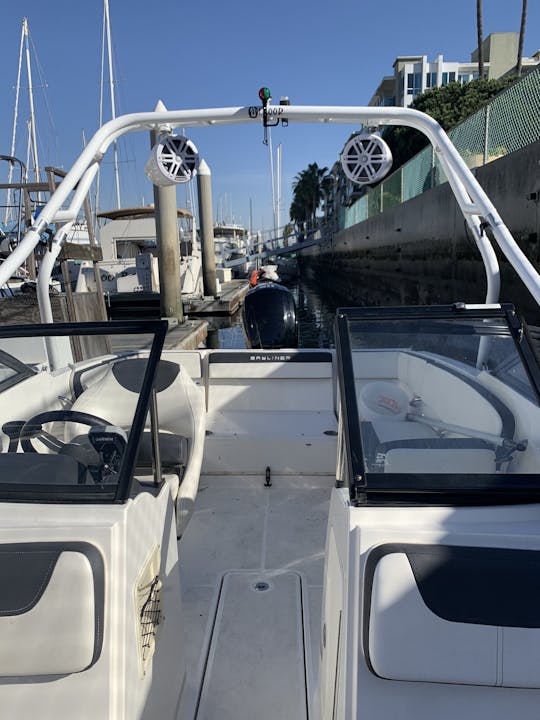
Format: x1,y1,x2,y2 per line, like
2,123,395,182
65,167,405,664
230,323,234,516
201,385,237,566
344,67,540,229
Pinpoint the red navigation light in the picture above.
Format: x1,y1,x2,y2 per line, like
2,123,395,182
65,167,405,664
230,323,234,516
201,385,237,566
258,87,271,103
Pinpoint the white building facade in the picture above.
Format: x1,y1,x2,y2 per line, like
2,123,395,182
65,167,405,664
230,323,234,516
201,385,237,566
370,32,538,107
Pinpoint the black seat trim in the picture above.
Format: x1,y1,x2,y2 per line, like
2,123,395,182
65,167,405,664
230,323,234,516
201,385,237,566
0,541,104,671
363,543,540,679
112,359,180,393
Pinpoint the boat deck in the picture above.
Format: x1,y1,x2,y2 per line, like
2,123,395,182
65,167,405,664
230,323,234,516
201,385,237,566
178,473,333,719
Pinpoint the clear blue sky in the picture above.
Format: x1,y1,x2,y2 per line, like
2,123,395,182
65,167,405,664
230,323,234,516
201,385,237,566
1,0,538,233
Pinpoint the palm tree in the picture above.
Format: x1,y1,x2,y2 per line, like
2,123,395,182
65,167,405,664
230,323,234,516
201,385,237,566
290,162,329,232
517,0,528,77
476,0,484,78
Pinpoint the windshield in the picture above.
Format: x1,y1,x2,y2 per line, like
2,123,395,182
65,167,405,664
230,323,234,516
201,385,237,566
335,304,540,504
0,320,166,503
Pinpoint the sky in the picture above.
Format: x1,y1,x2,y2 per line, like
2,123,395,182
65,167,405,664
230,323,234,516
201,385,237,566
1,0,538,234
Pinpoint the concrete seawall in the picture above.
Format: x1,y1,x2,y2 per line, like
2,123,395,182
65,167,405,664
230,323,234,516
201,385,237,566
300,139,540,324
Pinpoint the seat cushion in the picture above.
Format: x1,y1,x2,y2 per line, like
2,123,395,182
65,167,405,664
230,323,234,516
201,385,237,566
136,431,188,470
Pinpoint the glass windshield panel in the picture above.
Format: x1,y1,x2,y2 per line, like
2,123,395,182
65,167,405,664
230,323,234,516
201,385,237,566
0,356,28,388
0,322,164,502
346,315,540,477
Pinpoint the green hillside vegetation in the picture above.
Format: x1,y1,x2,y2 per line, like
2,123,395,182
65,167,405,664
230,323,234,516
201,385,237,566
383,76,515,170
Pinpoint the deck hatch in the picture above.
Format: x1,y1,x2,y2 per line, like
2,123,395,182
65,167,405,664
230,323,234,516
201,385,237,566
196,571,308,720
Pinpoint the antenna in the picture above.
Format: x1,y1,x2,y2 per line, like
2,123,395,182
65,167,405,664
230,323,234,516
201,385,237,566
257,88,289,237
268,127,277,236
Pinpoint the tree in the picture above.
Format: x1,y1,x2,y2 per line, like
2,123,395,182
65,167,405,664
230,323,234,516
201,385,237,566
477,0,484,78
289,162,329,230
517,0,528,77
382,76,514,170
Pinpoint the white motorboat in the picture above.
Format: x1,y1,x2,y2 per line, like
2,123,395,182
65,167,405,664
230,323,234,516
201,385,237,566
70,207,203,300
213,221,251,278
0,97,540,720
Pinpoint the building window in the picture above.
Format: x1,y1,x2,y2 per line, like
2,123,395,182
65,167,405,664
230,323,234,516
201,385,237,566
426,71,437,88
407,72,422,95
442,71,457,85
458,73,471,84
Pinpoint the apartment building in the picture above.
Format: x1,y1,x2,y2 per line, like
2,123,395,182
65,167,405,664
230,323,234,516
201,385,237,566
370,32,538,107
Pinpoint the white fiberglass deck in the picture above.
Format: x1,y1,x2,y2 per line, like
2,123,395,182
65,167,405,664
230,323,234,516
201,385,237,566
178,473,333,720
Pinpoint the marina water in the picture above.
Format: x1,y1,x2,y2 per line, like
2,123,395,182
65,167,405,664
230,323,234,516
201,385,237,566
213,266,540,350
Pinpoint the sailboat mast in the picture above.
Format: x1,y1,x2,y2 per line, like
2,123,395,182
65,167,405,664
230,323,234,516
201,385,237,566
24,18,41,198
94,12,106,220
4,19,26,224
104,0,121,209
276,143,282,233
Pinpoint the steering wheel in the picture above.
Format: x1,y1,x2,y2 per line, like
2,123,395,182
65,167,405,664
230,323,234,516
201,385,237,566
20,410,113,483
20,410,113,452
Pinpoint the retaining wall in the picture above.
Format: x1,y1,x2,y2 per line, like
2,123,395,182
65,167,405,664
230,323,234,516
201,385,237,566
300,140,540,324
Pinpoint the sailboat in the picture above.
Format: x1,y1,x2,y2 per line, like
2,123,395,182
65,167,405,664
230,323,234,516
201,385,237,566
1,19,65,296
72,1,204,304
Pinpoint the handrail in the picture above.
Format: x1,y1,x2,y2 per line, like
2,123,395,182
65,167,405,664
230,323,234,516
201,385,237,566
2,104,540,318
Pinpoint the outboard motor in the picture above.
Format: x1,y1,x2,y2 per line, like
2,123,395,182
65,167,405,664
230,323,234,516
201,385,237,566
242,282,298,349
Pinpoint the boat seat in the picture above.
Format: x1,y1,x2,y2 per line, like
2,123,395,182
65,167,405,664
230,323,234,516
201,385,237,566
71,357,194,437
0,541,104,677
135,430,188,477
355,365,517,474
361,420,496,474
354,353,516,443
364,543,540,687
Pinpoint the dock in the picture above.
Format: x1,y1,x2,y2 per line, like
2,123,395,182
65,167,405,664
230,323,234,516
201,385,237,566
0,279,248,356
106,280,249,320
163,319,208,349
185,279,250,316
110,318,209,354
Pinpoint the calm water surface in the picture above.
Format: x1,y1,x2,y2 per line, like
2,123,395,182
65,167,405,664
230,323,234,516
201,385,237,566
209,266,540,350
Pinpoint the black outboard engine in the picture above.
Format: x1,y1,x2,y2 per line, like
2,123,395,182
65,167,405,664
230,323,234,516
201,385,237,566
242,282,298,349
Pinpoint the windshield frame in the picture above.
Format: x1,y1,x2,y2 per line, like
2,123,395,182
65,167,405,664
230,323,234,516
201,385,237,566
0,319,167,504
335,303,540,506
0,347,36,392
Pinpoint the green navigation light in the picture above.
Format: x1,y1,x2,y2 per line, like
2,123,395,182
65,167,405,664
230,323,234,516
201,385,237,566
258,87,271,103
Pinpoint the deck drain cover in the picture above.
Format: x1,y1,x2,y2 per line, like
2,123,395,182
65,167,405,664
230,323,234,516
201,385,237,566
254,581,270,592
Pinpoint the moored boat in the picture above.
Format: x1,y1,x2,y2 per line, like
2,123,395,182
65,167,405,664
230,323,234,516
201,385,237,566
0,95,539,719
